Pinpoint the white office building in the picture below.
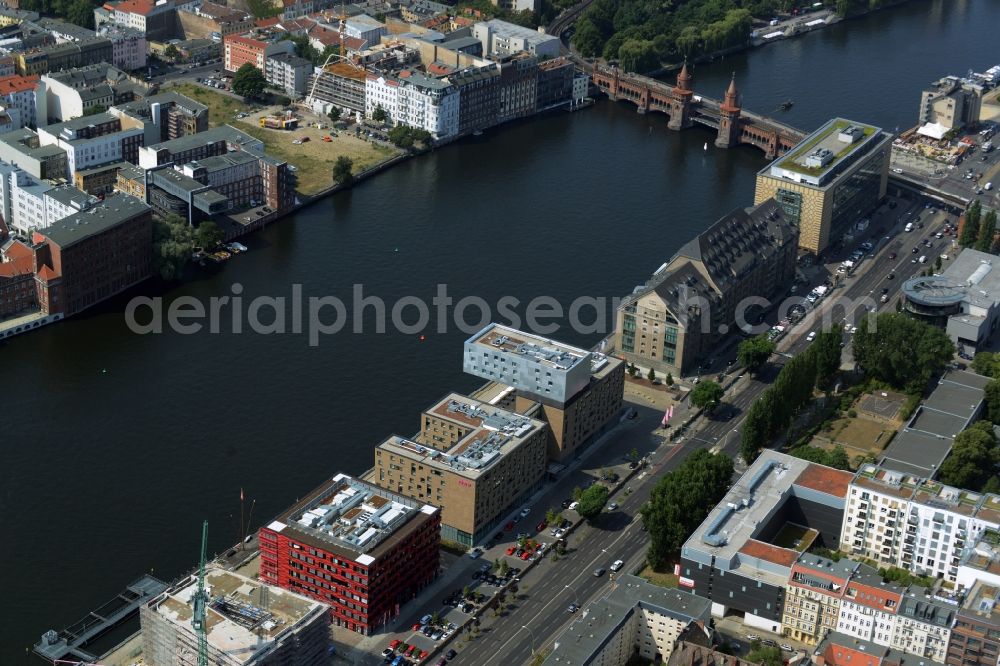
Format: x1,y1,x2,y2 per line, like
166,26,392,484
472,19,560,59
344,14,386,47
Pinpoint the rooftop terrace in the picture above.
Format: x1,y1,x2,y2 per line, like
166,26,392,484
468,323,594,373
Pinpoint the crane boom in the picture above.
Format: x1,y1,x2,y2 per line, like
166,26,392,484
191,520,209,666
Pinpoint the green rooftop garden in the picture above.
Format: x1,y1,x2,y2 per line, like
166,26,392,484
778,119,877,177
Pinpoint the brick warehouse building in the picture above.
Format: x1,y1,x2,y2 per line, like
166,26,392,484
259,474,440,634
31,193,152,316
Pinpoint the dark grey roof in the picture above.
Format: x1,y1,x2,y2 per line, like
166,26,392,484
39,194,150,248
898,591,955,627
676,198,795,292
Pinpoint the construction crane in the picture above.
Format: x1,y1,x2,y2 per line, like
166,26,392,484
305,0,354,107
191,520,210,666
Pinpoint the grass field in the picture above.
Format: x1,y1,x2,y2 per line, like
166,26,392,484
638,565,678,588
168,83,399,195
811,412,895,465
772,523,818,552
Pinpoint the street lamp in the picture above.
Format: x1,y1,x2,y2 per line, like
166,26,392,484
521,625,537,656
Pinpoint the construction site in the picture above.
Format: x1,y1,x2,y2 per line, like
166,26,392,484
140,567,331,665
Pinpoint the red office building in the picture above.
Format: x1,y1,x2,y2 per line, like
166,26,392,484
259,473,440,635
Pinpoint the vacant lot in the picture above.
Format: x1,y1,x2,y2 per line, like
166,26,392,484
638,565,678,588
812,412,895,463
167,83,399,195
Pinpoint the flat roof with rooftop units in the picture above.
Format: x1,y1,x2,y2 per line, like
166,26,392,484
763,117,882,187
265,473,437,564
464,323,608,405
380,392,546,479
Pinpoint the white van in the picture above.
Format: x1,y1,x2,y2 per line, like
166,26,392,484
904,222,914,232
987,182,994,191
919,255,927,264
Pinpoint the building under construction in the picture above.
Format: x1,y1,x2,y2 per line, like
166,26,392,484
140,568,330,665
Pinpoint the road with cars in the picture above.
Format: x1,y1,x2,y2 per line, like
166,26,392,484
372,193,961,666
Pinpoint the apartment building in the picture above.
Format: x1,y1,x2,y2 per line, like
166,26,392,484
223,33,294,73
782,555,857,644
536,57,574,109
836,569,906,645
0,74,39,129
372,393,548,546
176,148,295,212
0,128,67,180
754,118,891,254
41,63,149,123
919,76,983,133
96,0,176,40
0,238,36,318
265,52,312,97
889,593,954,662
38,112,143,178
614,199,798,377
946,581,1000,666
841,460,1000,584
258,474,440,635
544,575,712,666
365,70,459,140
448,63,499,136
15,37,114,76
97,24,147,70
496,52,537,122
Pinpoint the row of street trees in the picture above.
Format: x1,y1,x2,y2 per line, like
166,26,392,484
958,201,998,252
739,325,843,464
641,449,733,570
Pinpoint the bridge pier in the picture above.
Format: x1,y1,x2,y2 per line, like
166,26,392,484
714,73,741,149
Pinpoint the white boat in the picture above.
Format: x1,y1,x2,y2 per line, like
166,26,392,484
226,242,248,253
703,142,708,151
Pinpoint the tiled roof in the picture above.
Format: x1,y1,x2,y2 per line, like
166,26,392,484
796,463,853,498
0,74,39,95
110,0,155,15
738,539,798,567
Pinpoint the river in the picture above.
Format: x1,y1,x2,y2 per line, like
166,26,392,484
0,0,995,660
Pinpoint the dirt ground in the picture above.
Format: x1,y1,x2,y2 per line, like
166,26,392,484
167,83,399,195
811,413,896,462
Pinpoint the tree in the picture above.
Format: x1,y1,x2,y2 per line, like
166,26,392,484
977,210,998,253
332,156,354,186
642,450,733,569
853,313,954,392
737,335,775,375
788,444,851,470
194,220,223,249
813,325,844,391
575,484,609,520
665,373,674,386
328,107,341,122
545,508,561,525
690,380,724,412
647,367,656,382
960,201,982,247
153,214,193,281
372,105,388,123
747,646,783,666
740,391,772,464
934,256,942,272
232,63,266,98
164,44,181,61
986,380,1000,423
572,485,583,501
66,0,96,29
938,421,999,490
627,363,638,378
973,352,1000,378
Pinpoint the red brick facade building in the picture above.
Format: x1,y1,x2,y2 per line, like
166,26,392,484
259,474,440,635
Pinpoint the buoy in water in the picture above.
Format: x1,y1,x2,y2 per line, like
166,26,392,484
419,335,426,341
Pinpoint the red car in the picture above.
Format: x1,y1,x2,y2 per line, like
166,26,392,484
418,650,429,661
412,623,422,631
506,545,517,555
390,639,401,650
406,645,418,657
536,521,547,532
520,550,532,560
504,521,515,531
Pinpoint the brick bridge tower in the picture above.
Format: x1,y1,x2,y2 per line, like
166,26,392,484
714,72,742,148
668,59,694,130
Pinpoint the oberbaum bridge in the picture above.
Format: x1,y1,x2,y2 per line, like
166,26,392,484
591,62,807,159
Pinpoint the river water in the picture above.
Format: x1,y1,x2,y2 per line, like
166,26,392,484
1,0,995,660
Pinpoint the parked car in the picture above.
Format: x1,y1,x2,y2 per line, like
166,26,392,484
519,507,531,518
610,559,624,572
536,521,547,532
567,603,579,612
607,502,618,511
446,650,458,661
